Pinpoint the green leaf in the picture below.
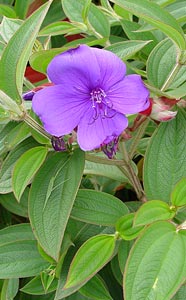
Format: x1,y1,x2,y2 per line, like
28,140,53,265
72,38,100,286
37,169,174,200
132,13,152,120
62,0,110,39
29,149,84,261
134,200,176,226
166,1,186,23
110,0,186,50
0,137,39,194
172,284,186,300
71,189,129,226
1,278,19,300
0,121,30,156
0,224,49,278
39,21,83,36
124,221,186,300
144,108,186,203
0,4,16,18
105,40,152,60
21,275,58,295
64,234,116,289
171,178,186,207
12,146,48,201
0,1,51,103
116,213,144,241
30,47,68,74
0,17,22,43
79,274,113,300
84,159,130,183
0,189,28,217
120,20,158,56
146,39,186,90
14,0,33,19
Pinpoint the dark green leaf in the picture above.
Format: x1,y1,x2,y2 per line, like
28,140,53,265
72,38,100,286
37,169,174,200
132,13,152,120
71,189,129,226
29,149,85,261
144,108,186,203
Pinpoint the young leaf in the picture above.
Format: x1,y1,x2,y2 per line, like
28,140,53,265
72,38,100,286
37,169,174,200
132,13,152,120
124,221,186,300
21,275,58,295
0,224,49,278
0,1,51,103
144,108,186,203
171,178,186,207
29,149,85,261
116,213,144,240
71,189,129,226
64,234,116,289
134,200,176,226
110,0,186,50
12,146,48,201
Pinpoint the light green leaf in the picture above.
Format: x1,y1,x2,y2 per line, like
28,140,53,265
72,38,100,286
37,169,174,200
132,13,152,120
29,149,85,261
0,137,39,194
0,4,16,18
147,39,186,90
166,1,186,23
144,108,186,203
110,0,186,50
105,40,152,60
1,278,19,300
0,1,51,103
39,21,83,36
64,234,116,289
171,178,186,207
124,221,186,300
79,274,113,300
12,146,48,201
71,189,129,226
116,213,144,240
0,224,49,278
134,200,176,226
0,17,22,43
62,0,110,39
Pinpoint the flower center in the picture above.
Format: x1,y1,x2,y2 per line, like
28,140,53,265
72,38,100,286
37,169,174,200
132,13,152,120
89,88,115,122
90,88,107,107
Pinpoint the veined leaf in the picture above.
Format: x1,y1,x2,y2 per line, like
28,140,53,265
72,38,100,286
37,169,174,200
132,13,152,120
110,0,186,50
64,234,116,289
171,178,186,207
144,108,186,203
0,1,51,103
124,221,186,300
29,149,84,261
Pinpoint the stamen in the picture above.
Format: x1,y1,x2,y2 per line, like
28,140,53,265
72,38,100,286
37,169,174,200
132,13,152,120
89,88,115,123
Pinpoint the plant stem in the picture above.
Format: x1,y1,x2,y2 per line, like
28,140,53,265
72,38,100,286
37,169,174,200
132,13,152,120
119,141,145,201
160,62,181,92
23,113,52,139
128,118,149,159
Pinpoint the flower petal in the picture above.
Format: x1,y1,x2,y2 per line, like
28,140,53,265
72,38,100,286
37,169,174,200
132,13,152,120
108,74,150,114
32,85,89,136
91,47,126,90
47,45,101,89
77,109,128,151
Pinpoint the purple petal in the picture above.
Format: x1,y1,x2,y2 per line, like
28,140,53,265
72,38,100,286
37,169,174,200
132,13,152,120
107,74,150,114
32,84,89,136
91,47,126,90
47,45,101,89
77,109,128,151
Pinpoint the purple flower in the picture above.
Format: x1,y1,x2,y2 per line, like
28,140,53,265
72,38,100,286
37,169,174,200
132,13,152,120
32,45,149,151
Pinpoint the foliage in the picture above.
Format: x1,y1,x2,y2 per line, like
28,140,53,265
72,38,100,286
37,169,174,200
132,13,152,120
0,0,186,299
